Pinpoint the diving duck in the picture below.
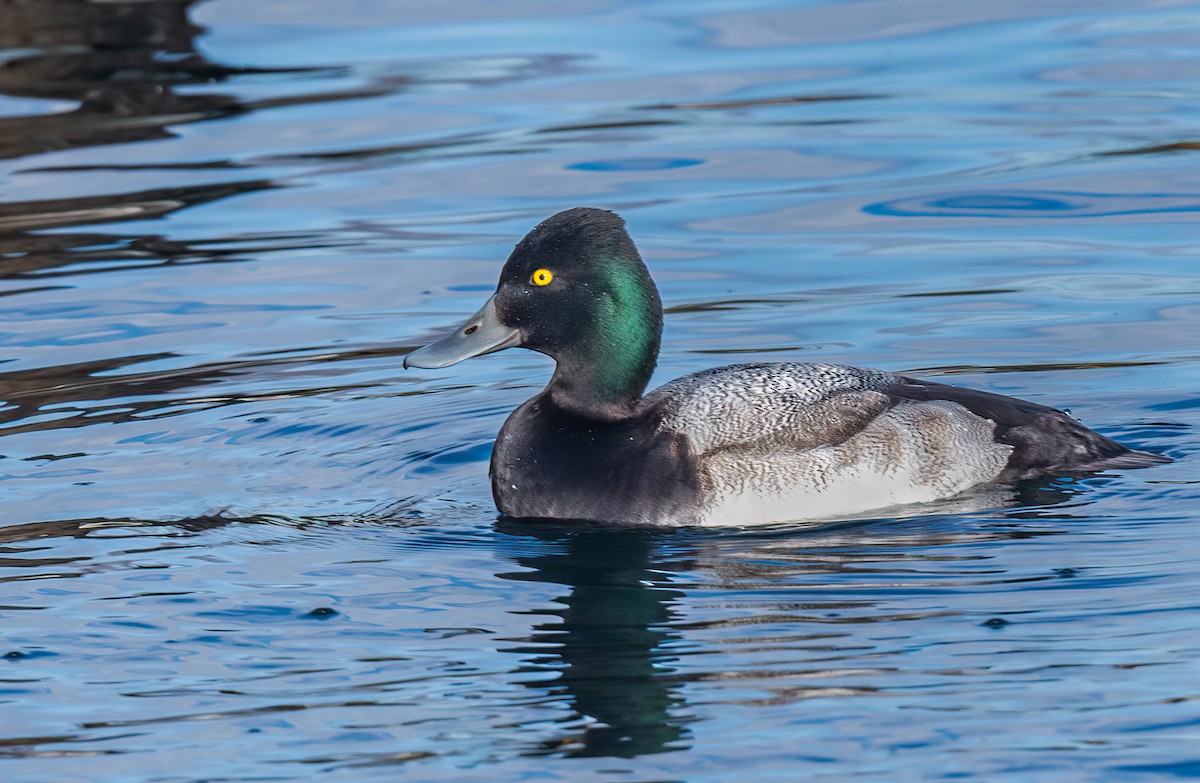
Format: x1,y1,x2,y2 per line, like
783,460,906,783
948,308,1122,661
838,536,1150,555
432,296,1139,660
404,208,1169,526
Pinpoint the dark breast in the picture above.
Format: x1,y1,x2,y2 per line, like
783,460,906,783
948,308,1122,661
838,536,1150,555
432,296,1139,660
490,394,701,525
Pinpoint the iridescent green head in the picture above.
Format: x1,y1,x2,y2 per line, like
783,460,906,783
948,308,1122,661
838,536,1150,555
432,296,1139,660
404,208,663,415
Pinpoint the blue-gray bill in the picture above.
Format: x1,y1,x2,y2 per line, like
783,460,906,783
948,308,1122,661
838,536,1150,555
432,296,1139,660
403,296,522,369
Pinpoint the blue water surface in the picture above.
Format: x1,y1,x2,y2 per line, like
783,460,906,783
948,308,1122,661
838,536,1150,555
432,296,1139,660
0,1,1197,781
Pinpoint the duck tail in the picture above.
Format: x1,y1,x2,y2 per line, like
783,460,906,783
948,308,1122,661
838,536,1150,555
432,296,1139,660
1078,448,1172,472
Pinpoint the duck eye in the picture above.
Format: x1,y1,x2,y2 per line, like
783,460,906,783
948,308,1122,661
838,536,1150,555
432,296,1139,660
530,268,554,287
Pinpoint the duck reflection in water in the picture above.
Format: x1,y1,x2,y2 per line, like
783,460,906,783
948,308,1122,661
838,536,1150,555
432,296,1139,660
496,521,694,757
486,477,1090,758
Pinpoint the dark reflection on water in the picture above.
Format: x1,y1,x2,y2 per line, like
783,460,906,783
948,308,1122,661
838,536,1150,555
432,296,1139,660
0,181,284,283
498,523,692,757
0,0,367,291
0,0,234,160
0,0,283,291
0,341,418,438
0,0,374,162
0,512,236,548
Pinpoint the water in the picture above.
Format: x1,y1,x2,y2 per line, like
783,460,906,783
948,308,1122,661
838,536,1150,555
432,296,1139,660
1,1,1197,780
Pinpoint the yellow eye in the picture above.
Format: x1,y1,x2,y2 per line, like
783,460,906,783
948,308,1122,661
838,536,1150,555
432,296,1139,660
531,268,554,286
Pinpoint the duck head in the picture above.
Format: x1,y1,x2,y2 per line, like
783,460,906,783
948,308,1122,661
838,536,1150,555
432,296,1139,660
404,208,663,416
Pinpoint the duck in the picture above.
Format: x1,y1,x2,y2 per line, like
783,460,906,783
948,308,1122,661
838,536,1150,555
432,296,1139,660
403,207,1170,526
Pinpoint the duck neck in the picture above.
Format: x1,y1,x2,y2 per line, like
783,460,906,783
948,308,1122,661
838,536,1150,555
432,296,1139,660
543,251,664,420
547,336,659,420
